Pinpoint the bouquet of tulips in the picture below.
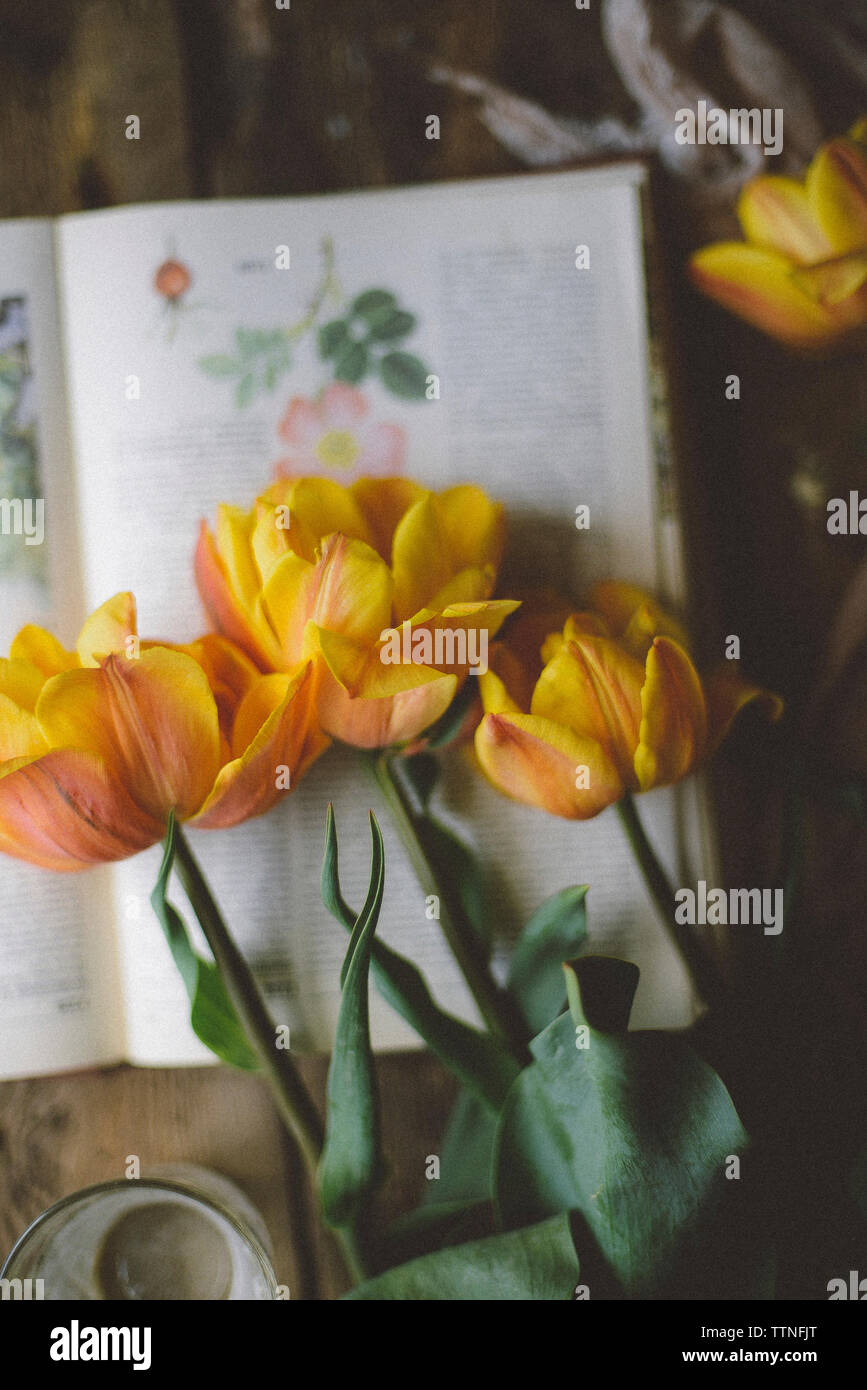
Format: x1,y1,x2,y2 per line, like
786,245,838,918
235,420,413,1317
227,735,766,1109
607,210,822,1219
0,472,789,1299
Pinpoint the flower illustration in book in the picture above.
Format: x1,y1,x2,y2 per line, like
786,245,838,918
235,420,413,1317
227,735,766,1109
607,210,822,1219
0,297,46,582
275,385,405,482
198,236,434,407
152,245,197,342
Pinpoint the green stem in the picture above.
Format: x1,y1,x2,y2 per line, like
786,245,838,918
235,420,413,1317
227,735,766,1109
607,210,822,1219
171,825,366,1288
286,235,337,343
616,791,725,1011
365,751,531,1065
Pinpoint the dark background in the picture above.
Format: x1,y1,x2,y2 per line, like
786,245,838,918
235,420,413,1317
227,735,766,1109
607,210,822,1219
0,0,865,1299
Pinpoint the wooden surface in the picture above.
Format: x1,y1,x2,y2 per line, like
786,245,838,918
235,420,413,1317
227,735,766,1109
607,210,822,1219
0,0,865,1299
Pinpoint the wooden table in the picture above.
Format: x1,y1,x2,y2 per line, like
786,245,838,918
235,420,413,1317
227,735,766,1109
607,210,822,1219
1,0,865,1299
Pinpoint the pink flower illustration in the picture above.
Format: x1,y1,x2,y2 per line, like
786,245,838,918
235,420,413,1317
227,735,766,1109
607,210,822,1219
275,384,406,481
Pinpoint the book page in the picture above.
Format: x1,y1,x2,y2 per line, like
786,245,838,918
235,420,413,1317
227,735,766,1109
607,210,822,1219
0,221,125,1078
54,167,701,1063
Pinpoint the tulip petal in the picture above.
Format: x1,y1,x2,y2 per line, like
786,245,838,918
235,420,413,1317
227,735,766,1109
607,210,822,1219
314,629,453,699
173,634,260,749
37,650,222,822
424,565,498,610
704,664,783,753
479,643,536,715
195,521,284,671
531,636,645,786
0,657,47,712
436,486,506,575
193,663,329,829
261,476,371,563
317,599,518,700
634,637,707,792
351,477,426,561
737,175,833,264
250,500,292,586
9,626,77,677
265,534,393,667
807,137,867,256
790,251,867,306
591,582,688,651
392,492,454,622
689,243,839,348
76,592,137,667
315,661,457,749
216,505,266,611
0,748,162,871
478,664,522,716
0,694,46,761
474,712,623,820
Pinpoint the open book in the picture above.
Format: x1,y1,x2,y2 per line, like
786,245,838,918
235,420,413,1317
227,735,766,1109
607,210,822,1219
0,163,715,1080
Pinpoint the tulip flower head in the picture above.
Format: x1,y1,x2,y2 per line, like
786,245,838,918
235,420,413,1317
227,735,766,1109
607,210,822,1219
0,594,327,871
195,475,519,750
690,117,867,351
475,582,782,819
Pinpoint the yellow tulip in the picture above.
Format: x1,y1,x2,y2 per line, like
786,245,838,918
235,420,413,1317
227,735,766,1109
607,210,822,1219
475,582,782,819
195,475,519,749
690,118,867,350
0,594,328,871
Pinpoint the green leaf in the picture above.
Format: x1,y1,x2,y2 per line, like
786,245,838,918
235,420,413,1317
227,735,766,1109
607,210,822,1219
333,340,369,384
350,289,397,320
319,813,386,1227
379,351,430,399
390,754,493,955
364,307,416,342
318,318,350,359
493,957,751,1297
235,372,256,408
321,807,518,1109
507,886,588,1036
235,328,261,358
421,1087,498,1207
198,354,241,378
382,1200,495,1267
150,815,259,1071
343,1212,581,1300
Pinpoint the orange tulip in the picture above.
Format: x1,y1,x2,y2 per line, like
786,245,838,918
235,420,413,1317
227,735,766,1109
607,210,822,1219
475,582,782,819
0,594,327,871
195,475,519,749
690,118,867,351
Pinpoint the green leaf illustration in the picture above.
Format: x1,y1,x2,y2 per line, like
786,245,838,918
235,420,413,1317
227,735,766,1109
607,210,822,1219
364,307,416,342
150,814,259,1071
351,289,397,321
334,340,369,384
379,351,430,399
198,354,242,378
318,318,350,359
235,372,256,408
